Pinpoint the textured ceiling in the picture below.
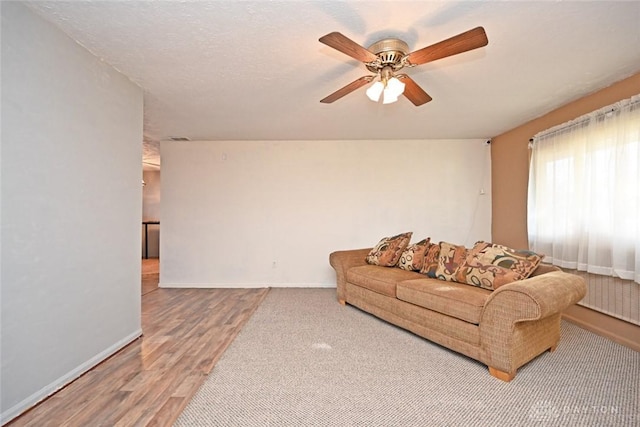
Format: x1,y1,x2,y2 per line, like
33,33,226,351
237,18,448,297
27,1,640,168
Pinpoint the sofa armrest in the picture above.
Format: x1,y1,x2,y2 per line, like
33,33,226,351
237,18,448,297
483,271,586,322
329,248,371,302
480,271,586,373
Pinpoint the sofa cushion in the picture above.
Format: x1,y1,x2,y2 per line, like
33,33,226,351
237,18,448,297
434,241,468,281
455,241,543,290
530,263,560,277
397,238,431,271
346,283,481,346
419,242,440,278
366,232,413,267
347,265,420,298
397,278,491,324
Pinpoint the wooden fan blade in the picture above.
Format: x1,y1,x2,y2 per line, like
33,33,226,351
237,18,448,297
406,27,488,66
320,76,374,103
319,32,378,63
398,75,432,106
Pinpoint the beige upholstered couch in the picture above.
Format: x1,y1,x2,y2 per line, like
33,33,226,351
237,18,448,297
329,248,586,381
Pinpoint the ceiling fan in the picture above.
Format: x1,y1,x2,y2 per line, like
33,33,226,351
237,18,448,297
319,27,488,106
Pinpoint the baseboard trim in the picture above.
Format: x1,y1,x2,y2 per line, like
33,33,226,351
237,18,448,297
563,304,640,353
159,282,336,289
1,329,142,425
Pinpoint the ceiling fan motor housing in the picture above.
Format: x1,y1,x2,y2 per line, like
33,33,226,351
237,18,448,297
366,38,409,72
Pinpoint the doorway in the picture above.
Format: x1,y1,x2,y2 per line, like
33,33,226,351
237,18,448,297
142,167,160,294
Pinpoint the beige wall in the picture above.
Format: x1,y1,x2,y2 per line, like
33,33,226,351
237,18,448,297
490,71,640,349
491,71,640,248
1,3,143,421
160,139,492,288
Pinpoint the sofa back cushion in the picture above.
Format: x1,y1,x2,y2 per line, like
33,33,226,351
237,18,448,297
419,242,441,278
455,241,543,290
530,263,560,277
366,232,412,267
397,238,431,271
434,241,468,281
347,265,421,297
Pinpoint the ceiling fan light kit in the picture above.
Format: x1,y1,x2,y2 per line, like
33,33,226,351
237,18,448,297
319,27,488,106
366,69,406,104
382,90,400,104
365,81,384,102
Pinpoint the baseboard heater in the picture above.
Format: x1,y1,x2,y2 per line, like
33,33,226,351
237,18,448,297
567,270,640,326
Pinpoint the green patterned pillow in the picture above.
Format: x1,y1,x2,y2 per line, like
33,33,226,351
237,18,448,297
419,242,441,278
456,241,543,290
397,238,431,271
434,241,468,281
366,232,413,267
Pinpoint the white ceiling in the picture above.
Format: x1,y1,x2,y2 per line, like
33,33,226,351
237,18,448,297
27,1,640,167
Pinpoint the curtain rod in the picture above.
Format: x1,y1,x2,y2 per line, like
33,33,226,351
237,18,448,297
532,94,640,141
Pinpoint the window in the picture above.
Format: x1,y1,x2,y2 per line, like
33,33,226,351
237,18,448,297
528,94,640,284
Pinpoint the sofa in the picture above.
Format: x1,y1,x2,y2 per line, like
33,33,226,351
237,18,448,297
328,234,587,382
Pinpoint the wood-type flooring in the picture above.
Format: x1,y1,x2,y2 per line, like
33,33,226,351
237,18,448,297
7,259,269,426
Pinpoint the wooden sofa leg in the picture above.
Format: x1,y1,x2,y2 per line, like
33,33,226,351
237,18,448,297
338,299,346,306
549,342,558,352
489,367,515,382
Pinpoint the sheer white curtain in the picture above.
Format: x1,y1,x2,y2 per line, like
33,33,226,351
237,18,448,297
528,94,640,284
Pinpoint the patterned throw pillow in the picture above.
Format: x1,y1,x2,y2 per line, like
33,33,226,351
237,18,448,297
434,241,468,281
397,238,431,271
456,241,543,290
419,242,441,278
366,232,413,267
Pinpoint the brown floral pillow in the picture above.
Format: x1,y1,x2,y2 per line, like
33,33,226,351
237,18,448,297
435,241,468,281
366,232,413,267
419,242,441,278
397,238,431,271
456,241,543,290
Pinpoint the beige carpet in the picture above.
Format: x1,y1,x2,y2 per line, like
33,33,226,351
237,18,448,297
175,288,639,426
